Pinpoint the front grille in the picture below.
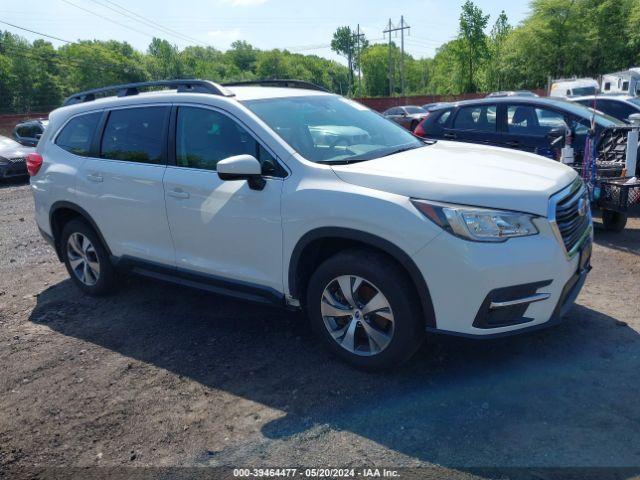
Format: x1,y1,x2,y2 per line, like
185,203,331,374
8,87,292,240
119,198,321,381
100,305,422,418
3,157,27,175
554,183,590,253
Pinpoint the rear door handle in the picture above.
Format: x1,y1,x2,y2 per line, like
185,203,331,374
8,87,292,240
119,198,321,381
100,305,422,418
505,140,520,147
167,189,190,199
443,132,457,139
86,173,103,183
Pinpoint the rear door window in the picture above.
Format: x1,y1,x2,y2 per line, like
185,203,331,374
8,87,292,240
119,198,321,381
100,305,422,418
55,112,102,156
453,105,497,132
100,107,169,164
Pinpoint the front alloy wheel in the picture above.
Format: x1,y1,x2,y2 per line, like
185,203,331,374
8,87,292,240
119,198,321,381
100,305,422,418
321,275,394,356
307,249,425,370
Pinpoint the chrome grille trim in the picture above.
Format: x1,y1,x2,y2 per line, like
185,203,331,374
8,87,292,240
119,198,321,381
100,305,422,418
548,178,593,259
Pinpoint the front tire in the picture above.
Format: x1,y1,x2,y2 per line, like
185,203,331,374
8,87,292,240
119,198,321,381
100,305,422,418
61,219,116,296
306,250,425,370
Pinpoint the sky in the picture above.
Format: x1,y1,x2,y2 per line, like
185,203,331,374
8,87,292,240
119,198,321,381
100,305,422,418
1,0,532,64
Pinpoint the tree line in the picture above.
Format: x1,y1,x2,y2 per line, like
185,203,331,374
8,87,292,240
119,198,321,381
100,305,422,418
1,0,640,113
351,0,640,97
0,36,350,113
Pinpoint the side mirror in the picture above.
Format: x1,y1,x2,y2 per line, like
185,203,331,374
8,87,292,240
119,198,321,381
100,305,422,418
217,154,265,191
627,113,640,125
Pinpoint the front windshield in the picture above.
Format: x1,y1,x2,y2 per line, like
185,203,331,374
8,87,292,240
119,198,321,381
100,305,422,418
243,95,425,163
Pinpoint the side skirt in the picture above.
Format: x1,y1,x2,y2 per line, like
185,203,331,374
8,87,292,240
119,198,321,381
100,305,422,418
113,256,286,307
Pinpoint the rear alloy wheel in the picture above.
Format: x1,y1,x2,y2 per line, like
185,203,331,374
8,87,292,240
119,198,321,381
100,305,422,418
307,250,424,370
66,232,100,286
61,219,116,296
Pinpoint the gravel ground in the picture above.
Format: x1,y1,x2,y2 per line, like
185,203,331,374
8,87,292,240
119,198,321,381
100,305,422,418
1,180,639,480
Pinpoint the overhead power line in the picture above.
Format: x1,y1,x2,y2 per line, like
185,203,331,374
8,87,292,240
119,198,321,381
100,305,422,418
0,20,72,43
60,0,159,41
87,0,207,46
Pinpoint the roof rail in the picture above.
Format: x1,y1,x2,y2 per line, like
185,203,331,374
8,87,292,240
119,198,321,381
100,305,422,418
223,79,329,92
62,79,235,106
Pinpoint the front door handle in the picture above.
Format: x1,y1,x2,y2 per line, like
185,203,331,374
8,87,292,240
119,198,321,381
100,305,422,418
443,132,457,139
86,173,103,183
505,140,520,147
168,189,190,199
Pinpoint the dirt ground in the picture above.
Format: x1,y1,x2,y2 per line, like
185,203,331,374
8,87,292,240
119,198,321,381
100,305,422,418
1,179,639,480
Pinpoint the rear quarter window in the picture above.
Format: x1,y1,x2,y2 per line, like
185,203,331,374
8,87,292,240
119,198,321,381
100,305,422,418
55,112,102,156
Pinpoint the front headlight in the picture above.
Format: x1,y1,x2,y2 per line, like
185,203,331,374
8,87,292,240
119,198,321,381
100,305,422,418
411,199,539,242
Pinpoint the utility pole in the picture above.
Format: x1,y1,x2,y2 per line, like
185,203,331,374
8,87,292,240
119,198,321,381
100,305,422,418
383,16,410,97
354,24,365,98
384,19,393,96
400,15,409,98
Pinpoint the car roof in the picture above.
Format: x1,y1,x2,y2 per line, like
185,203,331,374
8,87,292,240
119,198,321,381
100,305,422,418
572,94,635,102
52,85,332,117
445,96,611,111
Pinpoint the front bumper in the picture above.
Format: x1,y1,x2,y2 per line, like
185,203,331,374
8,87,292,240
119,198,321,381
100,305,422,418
0,159,28,178
413,218,592,337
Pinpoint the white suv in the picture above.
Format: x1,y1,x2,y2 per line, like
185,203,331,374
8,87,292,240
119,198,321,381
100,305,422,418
28,79,593,370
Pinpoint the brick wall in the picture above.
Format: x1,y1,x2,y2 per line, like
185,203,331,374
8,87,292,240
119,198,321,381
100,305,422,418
0,113,49,137
0,88,547,134
354,89,547,111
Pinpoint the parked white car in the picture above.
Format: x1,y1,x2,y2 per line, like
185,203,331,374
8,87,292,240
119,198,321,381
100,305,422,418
549,78,599,98
28,79,593,369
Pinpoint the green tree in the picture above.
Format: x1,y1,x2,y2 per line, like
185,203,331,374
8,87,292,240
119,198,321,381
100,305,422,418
146,38,182,79
485,11,511,91
457,0,490,92
227,40,258,72
331,26,357,92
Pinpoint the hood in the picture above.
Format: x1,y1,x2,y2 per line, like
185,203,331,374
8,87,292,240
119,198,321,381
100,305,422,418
0,136,33,159
331,140,578,216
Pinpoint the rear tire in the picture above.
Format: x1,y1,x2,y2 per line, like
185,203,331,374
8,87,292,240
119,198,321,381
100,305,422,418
306,249,425,370
61,219,116,296
602,209,627,232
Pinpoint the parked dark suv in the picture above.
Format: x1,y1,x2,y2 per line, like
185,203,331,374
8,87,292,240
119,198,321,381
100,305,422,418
13,119,48,147
414,97,629,165
571,95,640,124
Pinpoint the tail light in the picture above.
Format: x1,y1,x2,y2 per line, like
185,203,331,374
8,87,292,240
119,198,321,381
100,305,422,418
414,117,427,137
26,152,43,176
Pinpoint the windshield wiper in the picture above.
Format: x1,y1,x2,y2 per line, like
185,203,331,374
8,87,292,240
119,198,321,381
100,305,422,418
377,143,424,158
315,159,368,165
